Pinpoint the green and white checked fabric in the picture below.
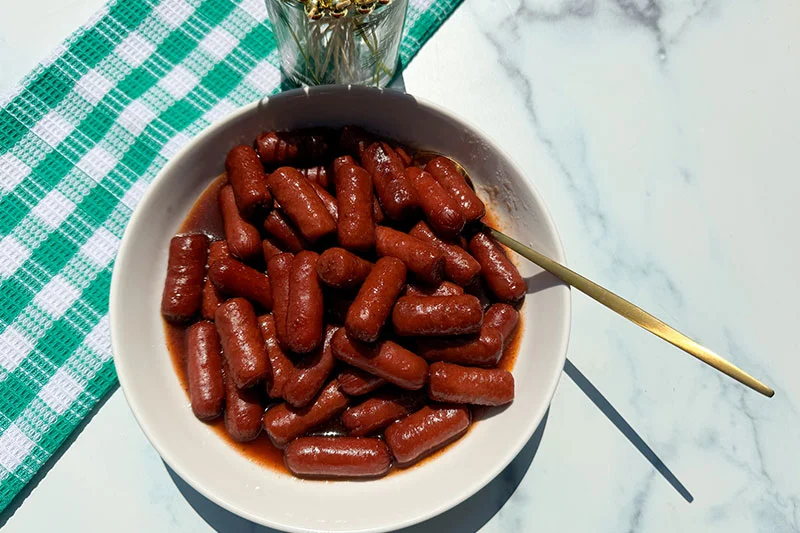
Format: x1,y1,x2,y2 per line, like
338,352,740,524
0,0,460,512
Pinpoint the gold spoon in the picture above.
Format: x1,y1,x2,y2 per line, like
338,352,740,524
413,151,775,398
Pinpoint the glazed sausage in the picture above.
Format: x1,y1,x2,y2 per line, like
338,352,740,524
405,281,464,297
215,298,271,389
208,257,273,311
428,362,514,406
285,251,324,354
483,303,520,344
384,404,471,466
361,142,419,220
331,329,428,390
255,130,330,167
262,210,309,253
284,437,391,478
262,380,350,448
415,324,503,367
392,295,483,336
341,391,426,436
267,167,337,243
317,248,373,289
331,154,355,174
309,180,338,221
186,321,225,420
409,221,481,286
258,314,294,400
201,240,229,320
375,226,444,285
335,164,376,252
345,256,406,342
161,234,208,323
267,253,293,348
224,362,264,442
372,196,386,224
337,367,385,396
394,145,413,168
405,167,465,239
283,326,337,408
219,185,261,261
469,232,526,302
339,126,374,158
299,165,331,190
262,237,284,260
225,145,271,219
425,156,485,223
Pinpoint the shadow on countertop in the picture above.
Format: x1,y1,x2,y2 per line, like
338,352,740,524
563,359,693,503
167,411,548,533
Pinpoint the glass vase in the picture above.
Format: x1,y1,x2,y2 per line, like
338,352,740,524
265,0,408,88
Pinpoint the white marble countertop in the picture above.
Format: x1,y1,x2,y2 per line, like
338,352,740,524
2,0,799,531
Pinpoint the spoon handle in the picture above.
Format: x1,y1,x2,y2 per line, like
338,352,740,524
485,226,775,398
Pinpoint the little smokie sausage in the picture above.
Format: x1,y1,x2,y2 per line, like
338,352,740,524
415,324,504,367
208,257,273,311
299,166,331,190
372,197,386,224
267,253,293,348
394,145,413,168
428,362,514,406
337,367,385,396
331,329,428,390
341,391,426,436
267,167,337,243
409,221,481,287
258,314,293,400
345,257,406,342
405,281,464,297
468,232,526,302
392,295,483,336
262,380,350,448
483,303,520,345
332,161,388,220
284,437,391,479
225,145,271,219
361,142,419,221
255,130,330,168
309,180,338,221
384,404,471,466
201,240,229,320
335,164,376,252
317,248,373,289
219,185,261,261
262,237,284,260
331,154,355,174
283,326,337,408
405,167,465,239
375,226,444,285
186,321,225,420
161,234,208,323
425,156,485,223
215,298,271,389
223,362,263,442
262,210,309,253
285,251,324,354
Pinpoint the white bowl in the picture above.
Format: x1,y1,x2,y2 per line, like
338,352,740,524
110,86,570,533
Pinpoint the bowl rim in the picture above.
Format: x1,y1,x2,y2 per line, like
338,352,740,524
110,85,572,533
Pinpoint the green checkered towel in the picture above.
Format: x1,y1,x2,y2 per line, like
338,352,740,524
0,0,460,513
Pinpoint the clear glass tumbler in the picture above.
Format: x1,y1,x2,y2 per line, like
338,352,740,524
265,0,408,88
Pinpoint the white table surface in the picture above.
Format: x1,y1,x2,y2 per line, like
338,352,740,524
2,0,799,531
